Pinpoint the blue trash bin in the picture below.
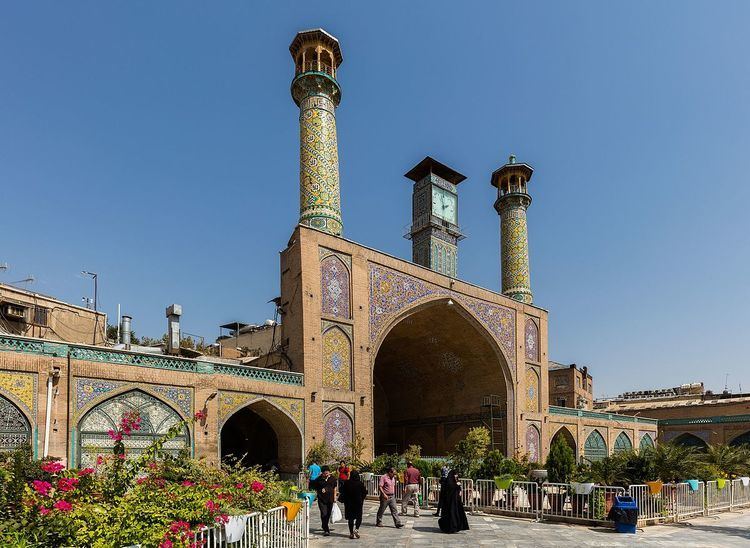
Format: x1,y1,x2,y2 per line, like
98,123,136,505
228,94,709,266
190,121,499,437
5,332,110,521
611,495,638,534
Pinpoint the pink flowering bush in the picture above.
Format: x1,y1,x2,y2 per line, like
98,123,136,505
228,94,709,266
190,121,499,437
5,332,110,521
0,409,292,547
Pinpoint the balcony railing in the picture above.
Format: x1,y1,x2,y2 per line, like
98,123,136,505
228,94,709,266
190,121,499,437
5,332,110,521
295,61,335,77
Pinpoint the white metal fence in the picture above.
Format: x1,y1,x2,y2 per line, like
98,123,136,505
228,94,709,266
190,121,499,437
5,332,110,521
196,504,309,548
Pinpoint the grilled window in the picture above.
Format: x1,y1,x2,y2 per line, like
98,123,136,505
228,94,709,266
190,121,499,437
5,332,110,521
33,306,50,326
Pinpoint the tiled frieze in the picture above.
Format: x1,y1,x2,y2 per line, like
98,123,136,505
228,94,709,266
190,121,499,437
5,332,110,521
0,370,37,418
74,377,192,420
217,390,304,432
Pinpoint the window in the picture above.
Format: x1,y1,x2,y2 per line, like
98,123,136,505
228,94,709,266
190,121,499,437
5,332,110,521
33,306,50,327
556,397,567,406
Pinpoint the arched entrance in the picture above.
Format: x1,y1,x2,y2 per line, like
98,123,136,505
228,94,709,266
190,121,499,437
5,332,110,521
78,390,189,467
673,432,708,450
730,431,750,447
0,393,31,452
373,300,512,456
220,399,302,473
551,426,577,459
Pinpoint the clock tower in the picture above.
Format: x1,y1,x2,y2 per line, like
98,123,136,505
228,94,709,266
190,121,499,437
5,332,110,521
405,157,466,277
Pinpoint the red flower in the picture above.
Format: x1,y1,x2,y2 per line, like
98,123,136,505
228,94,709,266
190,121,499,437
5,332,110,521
53,500,73,512
57,477,79,492
41,461,65,474
251,481,265,493
107,429,123,441
136,477,148,485
77,467,95,477
235,482,244,489
205,500,219,512
159,540,173,548
96,455,104,466
32,480,52,497
194,409,207,421
215,514,229,524
181,480,195,487
148,461,158,470
38,505,50,516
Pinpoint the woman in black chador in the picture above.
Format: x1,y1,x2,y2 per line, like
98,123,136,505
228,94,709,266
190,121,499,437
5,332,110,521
340,470,368,539
437,470,470,534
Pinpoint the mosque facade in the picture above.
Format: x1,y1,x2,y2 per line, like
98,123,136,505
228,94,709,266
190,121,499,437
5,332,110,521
0,29,659,472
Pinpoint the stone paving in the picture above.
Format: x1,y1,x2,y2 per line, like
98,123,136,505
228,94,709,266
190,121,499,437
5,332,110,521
309,501,750,547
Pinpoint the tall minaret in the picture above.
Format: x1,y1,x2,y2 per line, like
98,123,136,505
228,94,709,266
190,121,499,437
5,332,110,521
491,155,534,304
289,29,344,236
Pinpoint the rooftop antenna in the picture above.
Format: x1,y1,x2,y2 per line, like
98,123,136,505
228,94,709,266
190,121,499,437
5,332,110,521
724,373,730,392
10,275,35,289
0,263,8,272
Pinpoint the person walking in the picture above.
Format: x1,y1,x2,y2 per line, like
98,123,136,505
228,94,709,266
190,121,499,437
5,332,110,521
401,461,421,517
376,467,404,528
337,459,351,492
307,460,321,491
341,470,367,539
438,470,469,534
314,466,338,536
433,464,450,517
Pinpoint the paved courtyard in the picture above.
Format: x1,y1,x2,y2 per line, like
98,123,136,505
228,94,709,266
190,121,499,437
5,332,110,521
309,501,750,547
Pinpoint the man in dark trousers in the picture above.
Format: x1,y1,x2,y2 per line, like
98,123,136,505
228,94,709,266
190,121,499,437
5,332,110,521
314,465,338,536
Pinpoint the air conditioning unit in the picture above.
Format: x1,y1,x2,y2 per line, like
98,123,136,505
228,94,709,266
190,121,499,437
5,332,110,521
2,302,28,321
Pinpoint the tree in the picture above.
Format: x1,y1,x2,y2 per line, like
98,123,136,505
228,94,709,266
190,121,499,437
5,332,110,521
651,443,701,482
346,432,367,468
588,453,627,486
401,444,422,464
701,444,750,479
450,427,490,478
545,435,576,483
305,441,336,467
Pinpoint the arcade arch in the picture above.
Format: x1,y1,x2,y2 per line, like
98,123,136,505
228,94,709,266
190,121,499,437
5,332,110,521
639,433,655,451
614,432,632,454
550,426,577,459
220,399,302,473
372,299,513,456
730,431,750,447
0,393,31,453
672,433,708,450
584,430,607,462
77,390,189,467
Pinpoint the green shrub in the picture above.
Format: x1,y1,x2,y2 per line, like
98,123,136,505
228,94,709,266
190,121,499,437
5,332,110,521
449,427,491,478
545,435,576,483
304,441,336,467
370,453,401,474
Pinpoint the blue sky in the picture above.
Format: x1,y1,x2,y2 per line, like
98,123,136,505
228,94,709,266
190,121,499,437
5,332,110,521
1,2,749,397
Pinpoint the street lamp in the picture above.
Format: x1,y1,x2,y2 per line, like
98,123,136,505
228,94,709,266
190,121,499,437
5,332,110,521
82,271,98,311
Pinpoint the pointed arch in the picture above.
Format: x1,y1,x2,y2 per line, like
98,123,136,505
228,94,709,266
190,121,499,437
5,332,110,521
322,325,352,390
525,424,541,463
729,431,750,447
584,429,607,462
220,397,303,473
321,254,351,319
639,433,655,451
524,318,539,361
614,432,633,454
323,406,353,458
673,432,708,450
77,389,189,467
551,426,577,459
0,393,31,452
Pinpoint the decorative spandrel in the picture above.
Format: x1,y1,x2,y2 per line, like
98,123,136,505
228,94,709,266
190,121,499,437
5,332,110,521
78,390,189,467
322,326,352,390
525,368,540,413
324,408,352,458
321,254,351,319
525,318,539,362
526,424,540,463
0,394,31,452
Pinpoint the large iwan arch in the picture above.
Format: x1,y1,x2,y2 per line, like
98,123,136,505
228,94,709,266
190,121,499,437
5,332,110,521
220,398,303,474
372,298,514,456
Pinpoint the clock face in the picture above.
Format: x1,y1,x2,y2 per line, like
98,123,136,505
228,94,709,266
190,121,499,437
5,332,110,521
431,186,457,224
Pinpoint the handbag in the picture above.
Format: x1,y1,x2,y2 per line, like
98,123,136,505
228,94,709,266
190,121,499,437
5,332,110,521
331,502,342,523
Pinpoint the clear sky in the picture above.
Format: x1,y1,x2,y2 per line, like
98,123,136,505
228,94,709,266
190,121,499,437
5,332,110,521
1,2,749,398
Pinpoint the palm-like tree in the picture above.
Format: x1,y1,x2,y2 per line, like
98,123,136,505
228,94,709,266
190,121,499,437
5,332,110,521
651,443,702,482
701,444,750,479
